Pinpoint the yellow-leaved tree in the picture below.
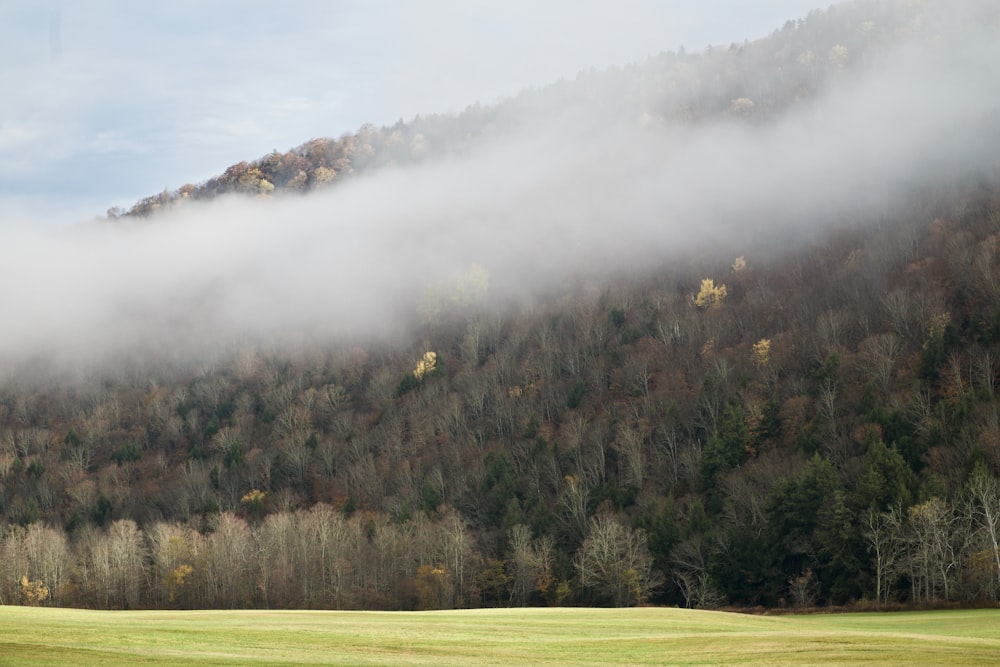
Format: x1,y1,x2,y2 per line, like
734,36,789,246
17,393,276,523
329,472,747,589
695,279,727,309
413,351,438,380
752,338,771,369
20,576,49,606
163,564,194,604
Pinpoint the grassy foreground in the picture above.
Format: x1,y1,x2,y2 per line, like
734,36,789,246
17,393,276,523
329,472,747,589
1,606,999,666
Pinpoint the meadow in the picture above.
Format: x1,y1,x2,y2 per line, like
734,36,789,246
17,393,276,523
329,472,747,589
1,606,1000,665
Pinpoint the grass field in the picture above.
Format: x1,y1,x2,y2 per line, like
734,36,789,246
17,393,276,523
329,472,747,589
1,606,999,666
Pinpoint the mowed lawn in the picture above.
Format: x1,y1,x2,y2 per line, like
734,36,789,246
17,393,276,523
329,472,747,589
1,606,999,666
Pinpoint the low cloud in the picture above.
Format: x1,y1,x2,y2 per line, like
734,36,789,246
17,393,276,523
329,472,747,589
0,1,997,372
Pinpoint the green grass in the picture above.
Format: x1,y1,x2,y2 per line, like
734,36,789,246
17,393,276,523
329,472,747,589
1,606,999,666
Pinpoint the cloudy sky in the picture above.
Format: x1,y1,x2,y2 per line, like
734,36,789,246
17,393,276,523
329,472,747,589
0,0,997,370
0,0,827,222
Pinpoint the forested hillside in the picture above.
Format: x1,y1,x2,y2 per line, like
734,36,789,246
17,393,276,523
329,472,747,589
4,0,1000,611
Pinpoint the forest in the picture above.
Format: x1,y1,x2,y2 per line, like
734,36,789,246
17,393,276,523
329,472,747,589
4,0,1000,611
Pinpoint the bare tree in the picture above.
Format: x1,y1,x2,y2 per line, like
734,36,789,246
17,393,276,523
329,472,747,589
255,510,299,607
860,333,902,397
973,348,998,400
275,404,314,488
906,498,961,602
507,524,542,606
206,512,254,608
613,422,647,492
671,534,723,609
558,474,592,543
80,519,147,609
22,523,70,606
300,504,360,608
575,515,661,607
965,467,1000,600
863,505,904,604
438,509,476,608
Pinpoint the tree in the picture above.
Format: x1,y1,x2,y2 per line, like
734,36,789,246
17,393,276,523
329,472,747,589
906,498,961,602
19,576,48,606
256,511,300,607
558,474,592,543
854,437,914,512
206,512,254,608
751,338,771,370
274,405,314,489
148,522,203,608
414,564,452,610
828,44,849,68
700,403,750,500
863,505,904,604
22,523,70,606
438,510,475,608
965,466,1000,600
299,503,358,608
507,524,554,607
575,515,661,607
729,97,755,116
477,559,509,607
310,166,336,186
612,422,647,493
413,351,438,380
163,564,194,605
80,519,147,609
764,455,842,602
671,533,724,609
860,333,902,397
695,279,727,310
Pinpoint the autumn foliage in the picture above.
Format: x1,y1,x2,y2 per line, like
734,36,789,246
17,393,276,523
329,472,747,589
5,1,1000,612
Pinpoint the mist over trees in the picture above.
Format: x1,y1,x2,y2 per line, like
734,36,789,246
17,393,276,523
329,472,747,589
3,0,1000,610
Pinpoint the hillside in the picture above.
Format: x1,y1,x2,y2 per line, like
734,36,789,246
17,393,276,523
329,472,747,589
4,0,1000,611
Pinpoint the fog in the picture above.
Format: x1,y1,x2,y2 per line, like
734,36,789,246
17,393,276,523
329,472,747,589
1,0,998,371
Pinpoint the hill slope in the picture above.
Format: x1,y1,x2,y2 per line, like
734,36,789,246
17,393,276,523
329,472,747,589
3,0,1000,611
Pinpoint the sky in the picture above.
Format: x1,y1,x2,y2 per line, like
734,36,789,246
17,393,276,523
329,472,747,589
0,0,998,373
0,0,827,221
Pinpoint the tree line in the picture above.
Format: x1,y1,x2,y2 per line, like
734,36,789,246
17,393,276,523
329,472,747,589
4,464,1000,610
0,505,657,609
